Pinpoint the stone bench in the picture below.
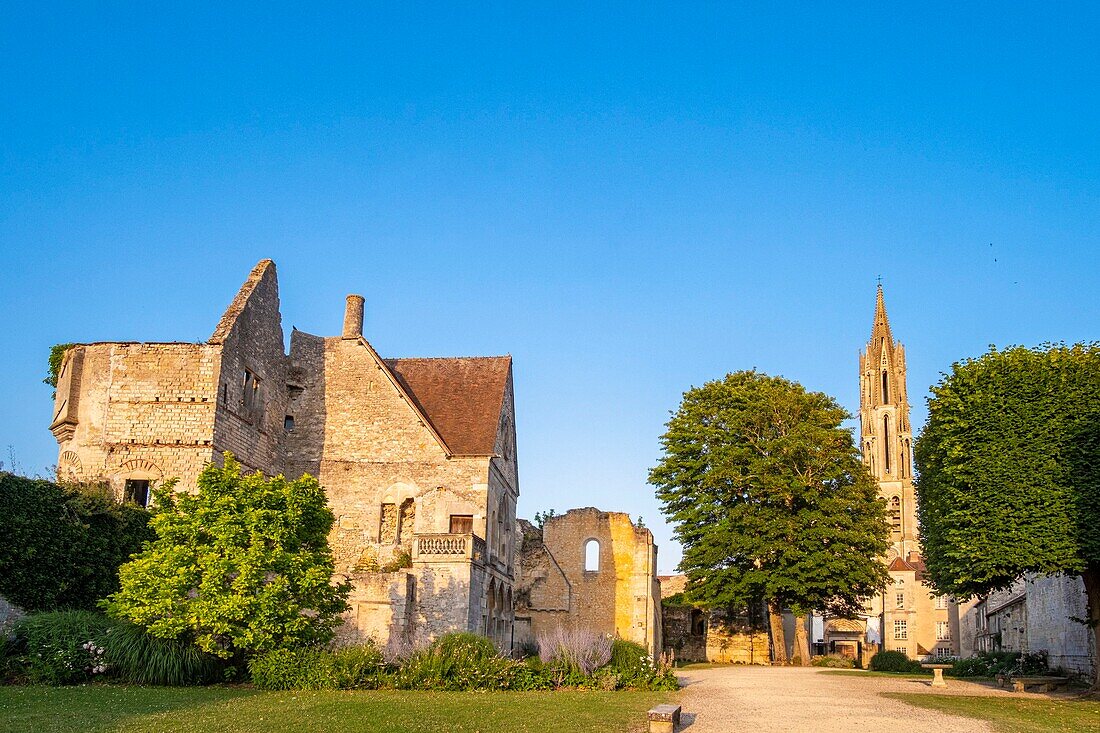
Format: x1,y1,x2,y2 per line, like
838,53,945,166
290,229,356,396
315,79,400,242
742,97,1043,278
647,704,681,733
1010,676,1069,693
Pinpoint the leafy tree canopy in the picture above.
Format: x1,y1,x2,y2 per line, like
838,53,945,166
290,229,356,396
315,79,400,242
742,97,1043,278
103,455,350,659
649,371,891,618
915,343,1100,597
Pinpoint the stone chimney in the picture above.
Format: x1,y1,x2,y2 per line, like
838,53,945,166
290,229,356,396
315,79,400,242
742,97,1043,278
342,294,364,339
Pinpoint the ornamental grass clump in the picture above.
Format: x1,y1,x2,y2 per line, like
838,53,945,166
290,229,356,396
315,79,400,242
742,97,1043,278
5,610,117,685
104,621,223,685
536,627,612,685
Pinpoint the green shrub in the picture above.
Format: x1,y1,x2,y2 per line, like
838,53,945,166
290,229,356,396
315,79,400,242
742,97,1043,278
811,654,855,668
249,648,339,690
0,474,152,612
391,632,530,691
869,650,923,673
7,611,118,684
332,644,388,689
104,622,223,685
950,651,1049,678
104,456,350,660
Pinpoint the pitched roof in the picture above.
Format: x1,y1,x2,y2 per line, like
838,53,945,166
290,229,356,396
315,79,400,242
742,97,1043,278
888,555,929,582
384,356,511,456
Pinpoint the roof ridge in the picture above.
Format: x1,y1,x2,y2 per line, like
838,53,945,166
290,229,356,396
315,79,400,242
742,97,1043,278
385,355,511,361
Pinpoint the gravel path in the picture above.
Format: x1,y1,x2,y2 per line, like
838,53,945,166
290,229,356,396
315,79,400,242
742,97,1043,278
675,666,1014,733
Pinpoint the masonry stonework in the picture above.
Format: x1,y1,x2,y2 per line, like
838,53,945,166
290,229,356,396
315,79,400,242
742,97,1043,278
514,509,662,656
51,260,519,650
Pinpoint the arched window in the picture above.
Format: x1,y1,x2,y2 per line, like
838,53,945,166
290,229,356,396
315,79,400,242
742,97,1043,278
584,539,600,572
881,371,890,404
882,414,892,474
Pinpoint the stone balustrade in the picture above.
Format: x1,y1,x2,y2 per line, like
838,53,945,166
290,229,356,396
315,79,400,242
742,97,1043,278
413,532,486,564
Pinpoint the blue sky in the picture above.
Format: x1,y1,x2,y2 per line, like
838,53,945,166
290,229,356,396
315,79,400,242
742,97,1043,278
1,4,1098,572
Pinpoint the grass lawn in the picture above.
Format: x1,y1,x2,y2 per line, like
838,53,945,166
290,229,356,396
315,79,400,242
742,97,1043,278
885,693,1100,733
0,685,674,733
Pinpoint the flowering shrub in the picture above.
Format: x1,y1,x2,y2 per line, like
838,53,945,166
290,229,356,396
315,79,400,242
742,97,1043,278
5,611,118,684
250,631,677,692
950,651,1049,678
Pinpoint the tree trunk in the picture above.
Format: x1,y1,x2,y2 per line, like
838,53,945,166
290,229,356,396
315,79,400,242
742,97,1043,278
768,601,787,664
793,614,811,666
1083,565,1100,692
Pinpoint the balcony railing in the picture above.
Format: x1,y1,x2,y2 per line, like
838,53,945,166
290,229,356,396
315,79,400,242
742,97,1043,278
413,533,486,564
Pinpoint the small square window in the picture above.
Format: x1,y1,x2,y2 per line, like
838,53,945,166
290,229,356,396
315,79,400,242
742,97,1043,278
124,479,151,507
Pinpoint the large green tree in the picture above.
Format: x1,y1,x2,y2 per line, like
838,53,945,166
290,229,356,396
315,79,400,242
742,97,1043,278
915,343,1100,687
650,371,891,664
103,455,350,660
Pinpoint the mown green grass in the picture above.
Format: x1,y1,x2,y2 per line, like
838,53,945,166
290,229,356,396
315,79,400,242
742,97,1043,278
0,685,673,733
885,693,1100,733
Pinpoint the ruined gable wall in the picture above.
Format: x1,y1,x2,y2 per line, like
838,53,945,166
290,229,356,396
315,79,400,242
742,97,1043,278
210,260,288,476
53,342,219,494
523,508,661,655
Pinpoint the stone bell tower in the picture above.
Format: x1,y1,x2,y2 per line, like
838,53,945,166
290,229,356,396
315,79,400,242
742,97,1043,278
859,285,917,560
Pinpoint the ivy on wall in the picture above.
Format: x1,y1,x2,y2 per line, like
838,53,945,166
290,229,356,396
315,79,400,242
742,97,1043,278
0,474,153,612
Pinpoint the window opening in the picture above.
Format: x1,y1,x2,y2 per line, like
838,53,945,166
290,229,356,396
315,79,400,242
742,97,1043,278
882,371,890,404
894,619,908,640
584,539,600,572
243,369,261,410
379,503,397,544
284,415,295,431
883,414,891,473
124,479,151,508
449,515,473,534
690,609,705,636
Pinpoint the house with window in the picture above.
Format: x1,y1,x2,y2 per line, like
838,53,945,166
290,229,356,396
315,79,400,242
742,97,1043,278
49,259,519,648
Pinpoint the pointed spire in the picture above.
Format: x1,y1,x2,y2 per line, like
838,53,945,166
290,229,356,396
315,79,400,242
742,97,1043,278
870,283,893,348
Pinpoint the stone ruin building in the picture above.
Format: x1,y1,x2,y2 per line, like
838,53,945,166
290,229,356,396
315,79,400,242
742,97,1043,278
49,259,519,648
658,575,769,664
514,508,662,657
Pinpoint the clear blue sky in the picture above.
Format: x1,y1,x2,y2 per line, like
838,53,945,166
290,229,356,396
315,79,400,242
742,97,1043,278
2,4,1098,573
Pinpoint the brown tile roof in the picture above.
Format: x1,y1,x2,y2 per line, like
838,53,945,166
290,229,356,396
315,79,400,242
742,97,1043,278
384,356,511,456
887,555,930,582
888,557,916,573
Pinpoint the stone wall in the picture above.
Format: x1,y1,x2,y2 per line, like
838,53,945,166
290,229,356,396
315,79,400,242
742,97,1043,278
51,342,220,496
658,576,769,664
51,259,520,652
1023,573,1094,676
515,509,661,656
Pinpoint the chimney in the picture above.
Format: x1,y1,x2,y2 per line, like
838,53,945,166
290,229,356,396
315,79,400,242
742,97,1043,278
342,294,364,339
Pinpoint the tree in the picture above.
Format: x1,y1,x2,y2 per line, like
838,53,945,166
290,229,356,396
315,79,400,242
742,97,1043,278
650,371,891,665
915,343,1100,688
0,474,152,611
103,455,350,660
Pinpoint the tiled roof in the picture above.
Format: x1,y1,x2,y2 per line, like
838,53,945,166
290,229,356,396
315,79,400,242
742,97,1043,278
384,356,511,456
888,557,916,573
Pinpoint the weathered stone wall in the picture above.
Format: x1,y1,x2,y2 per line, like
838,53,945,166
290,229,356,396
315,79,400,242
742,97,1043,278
52,260,520,651
0,595,23,632
210,259,289,476
516,509,661,656
1025,573,1094,676
658,576,769,664
51,342,219,496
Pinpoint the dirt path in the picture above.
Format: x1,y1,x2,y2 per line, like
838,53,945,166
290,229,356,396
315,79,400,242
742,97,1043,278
675,666,1015,733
